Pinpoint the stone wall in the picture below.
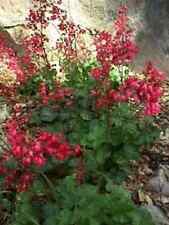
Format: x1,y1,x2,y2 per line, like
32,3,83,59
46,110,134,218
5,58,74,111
0,0,169,73
0,0,31,26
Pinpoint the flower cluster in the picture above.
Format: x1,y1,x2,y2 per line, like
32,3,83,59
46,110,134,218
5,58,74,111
5,170,34,192
0,150,34,192
27,0,52,30
39,82,74,105
0,34,24,82
5,118,81,167
0,33,38,85
92,62,165,115
0,116,81,192
56,22,86,61
23,34,46,57
27,0,86,63
91,6,138,80
89,5,165,116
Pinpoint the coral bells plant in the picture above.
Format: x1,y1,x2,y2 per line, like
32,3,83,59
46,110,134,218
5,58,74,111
0,1,164,225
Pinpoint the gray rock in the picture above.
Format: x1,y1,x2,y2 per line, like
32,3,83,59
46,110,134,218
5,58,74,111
148,176,163,193
148,170,165,192
162,183,169,196
147,165,169,197
145,204,169,225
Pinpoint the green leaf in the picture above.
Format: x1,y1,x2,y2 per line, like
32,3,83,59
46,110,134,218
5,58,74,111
87,120,107,148
30,111,41,125
43,203,59,225
110,66,121,83
40,107,57,122
5,158,17,170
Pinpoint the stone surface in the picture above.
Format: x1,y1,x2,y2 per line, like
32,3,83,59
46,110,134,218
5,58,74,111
147,165,169,197
145,204,169,225
0,0,169,73
0,0,31,26
0,103,9,123
0,100,9,153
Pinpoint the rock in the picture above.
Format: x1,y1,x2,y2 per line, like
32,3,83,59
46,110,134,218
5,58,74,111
148,167,166,192
160,196,169,204
0,0,169,73
0,0,31,27
162,165,169,181
145,0,169,56
162,183,169,196
147,165,169,197
0,100,9,153
145,204,169,225
148,176,163,193
0,30,23,53
0,103,9,123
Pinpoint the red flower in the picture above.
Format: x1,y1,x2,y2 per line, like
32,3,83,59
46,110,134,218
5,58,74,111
55,143,71,160
90,68,103,80
144,61,165,82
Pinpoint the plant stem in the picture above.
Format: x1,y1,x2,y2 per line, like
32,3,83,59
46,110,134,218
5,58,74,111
40,172,56,194
39,0,50,68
